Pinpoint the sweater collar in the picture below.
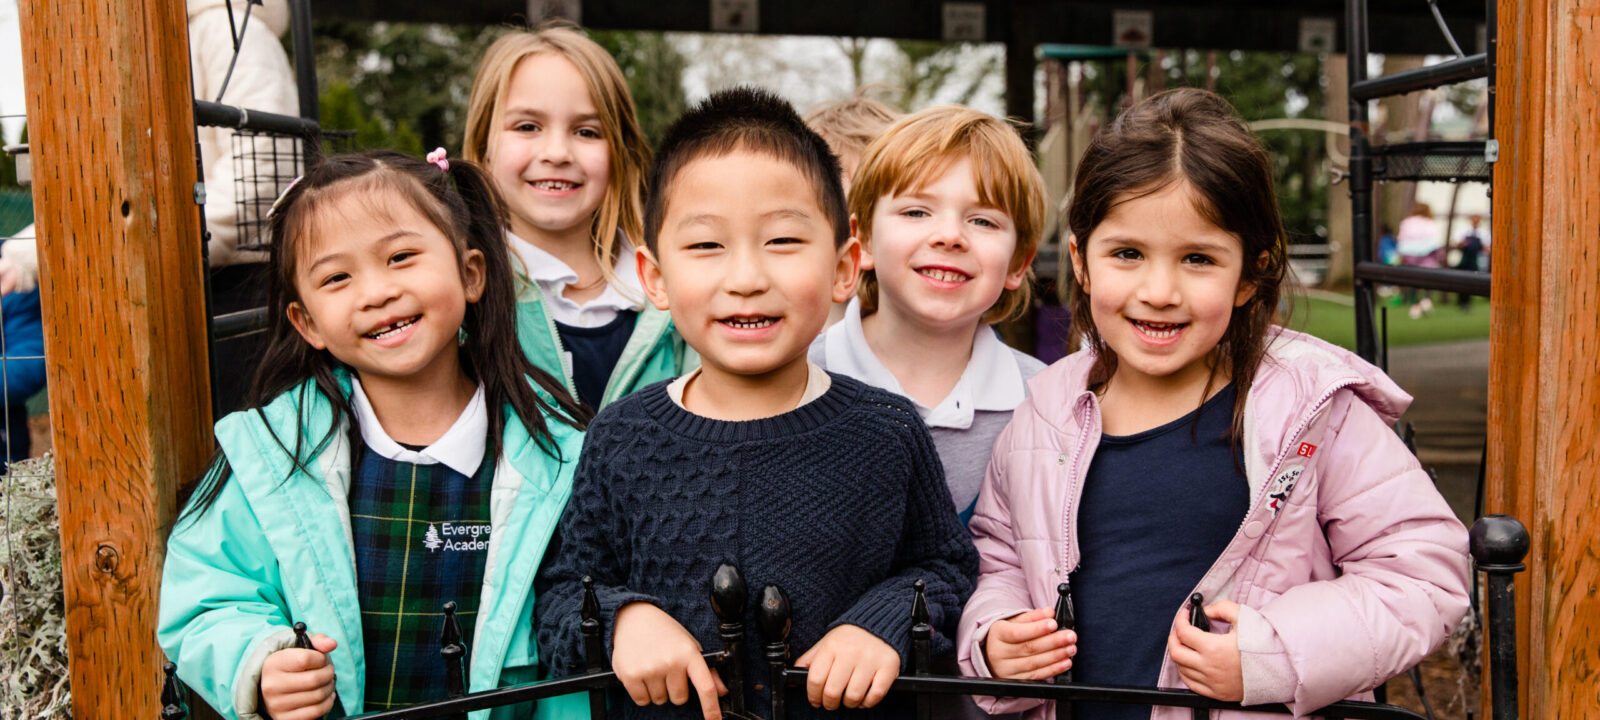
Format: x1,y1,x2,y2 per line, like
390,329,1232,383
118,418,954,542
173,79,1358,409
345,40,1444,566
638,372,865,444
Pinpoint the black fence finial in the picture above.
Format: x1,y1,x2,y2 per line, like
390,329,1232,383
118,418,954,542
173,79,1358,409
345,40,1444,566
580,575,609,720
1470,515,1529,720
1053,581,1077,719
911,580,933,720
440,601,467,699
1188,593,1211,720
759,584,793,720
161,661,188,720
710,562,748,715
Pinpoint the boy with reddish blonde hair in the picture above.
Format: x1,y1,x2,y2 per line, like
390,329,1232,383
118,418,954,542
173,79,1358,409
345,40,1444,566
812,105,1049,526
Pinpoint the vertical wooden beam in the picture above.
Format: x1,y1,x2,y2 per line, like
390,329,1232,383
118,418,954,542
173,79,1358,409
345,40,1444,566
1004,0,1038,133
17,0,212,717
1488,0,1600,718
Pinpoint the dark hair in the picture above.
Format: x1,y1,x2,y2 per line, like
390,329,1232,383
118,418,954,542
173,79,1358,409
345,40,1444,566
179,151,588,521
643,87,849,252
1067,88,1288,441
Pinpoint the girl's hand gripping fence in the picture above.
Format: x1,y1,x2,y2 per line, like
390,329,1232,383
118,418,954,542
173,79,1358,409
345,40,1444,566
159,516,1529,720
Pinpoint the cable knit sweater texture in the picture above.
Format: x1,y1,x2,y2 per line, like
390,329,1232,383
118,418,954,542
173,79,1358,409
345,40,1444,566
535,374,978,720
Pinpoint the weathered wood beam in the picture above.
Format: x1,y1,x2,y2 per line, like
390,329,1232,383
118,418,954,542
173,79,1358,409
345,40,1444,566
1487,0,1600,717
17,0,213,716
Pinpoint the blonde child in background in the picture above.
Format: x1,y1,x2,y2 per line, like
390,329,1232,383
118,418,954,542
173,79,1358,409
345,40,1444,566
810,106,1048,526
957,89,1469,720
159,151,588,720
804,89,902,196
464,26,692,411
805,91,902,327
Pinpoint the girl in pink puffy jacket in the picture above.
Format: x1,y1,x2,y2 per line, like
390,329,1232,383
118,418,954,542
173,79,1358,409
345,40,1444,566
956,89,1471,720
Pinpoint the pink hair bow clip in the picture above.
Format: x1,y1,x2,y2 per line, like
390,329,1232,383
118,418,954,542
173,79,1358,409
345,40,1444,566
426,147,450,172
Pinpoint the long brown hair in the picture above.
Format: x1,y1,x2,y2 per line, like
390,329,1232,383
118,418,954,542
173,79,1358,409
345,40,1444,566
1066,89,1288,440
180,151,589,522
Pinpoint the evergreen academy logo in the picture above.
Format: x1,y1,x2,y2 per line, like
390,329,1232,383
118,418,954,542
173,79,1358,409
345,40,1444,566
423,522,492,552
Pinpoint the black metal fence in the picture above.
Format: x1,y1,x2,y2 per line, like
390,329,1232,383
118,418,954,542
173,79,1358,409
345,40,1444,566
160,515,1528,720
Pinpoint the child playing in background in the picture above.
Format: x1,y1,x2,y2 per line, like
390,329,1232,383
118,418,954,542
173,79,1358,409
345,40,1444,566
464,25,691,411
811,106,1047,525
804,89,901,327
957,89,1470,720
536,88,978,720
160,151,588,720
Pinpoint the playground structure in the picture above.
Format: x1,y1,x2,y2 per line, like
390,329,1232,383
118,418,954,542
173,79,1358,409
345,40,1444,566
10,0,1600,718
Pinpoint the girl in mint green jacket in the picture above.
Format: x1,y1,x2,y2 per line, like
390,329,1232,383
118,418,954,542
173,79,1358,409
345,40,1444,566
160,151,590,720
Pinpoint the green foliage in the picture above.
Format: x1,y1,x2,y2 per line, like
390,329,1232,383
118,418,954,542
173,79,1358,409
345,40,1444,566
319,81,423,156
890,40,1001,111
0,455,70,720
590,31,689,146
1210,52,1330,246
314,21,513,154
314,23,689,154
1077,52,1332,246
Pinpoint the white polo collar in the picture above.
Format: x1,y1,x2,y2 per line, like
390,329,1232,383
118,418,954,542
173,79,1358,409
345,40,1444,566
350,377,488,477
818,298,1027,429
508,231,644,326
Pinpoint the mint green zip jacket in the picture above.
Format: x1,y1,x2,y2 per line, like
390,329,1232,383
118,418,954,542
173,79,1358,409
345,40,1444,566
158,377,589,720
515,280,696,408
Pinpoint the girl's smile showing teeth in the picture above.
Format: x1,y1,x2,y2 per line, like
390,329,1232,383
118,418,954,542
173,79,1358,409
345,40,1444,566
365,315,421,342
530,179,579,191
916,266,972,284
1130,318,1187,341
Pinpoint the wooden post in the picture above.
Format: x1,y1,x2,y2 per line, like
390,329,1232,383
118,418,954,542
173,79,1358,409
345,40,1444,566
1488,0,1600,718
1004,0,1038,133
17,0,212,717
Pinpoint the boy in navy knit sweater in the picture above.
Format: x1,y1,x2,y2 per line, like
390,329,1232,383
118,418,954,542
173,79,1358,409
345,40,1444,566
535,88,978,720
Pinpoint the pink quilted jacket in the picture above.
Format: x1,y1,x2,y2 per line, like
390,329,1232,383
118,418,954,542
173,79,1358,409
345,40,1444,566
957,329,1470,719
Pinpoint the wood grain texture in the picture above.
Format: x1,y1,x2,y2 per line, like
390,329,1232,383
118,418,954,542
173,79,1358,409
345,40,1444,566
1489,0,1600,717
16,0,212,717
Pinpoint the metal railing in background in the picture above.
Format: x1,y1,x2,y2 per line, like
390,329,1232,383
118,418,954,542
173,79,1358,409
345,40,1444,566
1345,0,1495,364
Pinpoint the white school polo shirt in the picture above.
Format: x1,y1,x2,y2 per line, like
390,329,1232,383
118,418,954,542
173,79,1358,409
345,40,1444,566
808,298,1029,430
508,231,644,328
350,377,488,477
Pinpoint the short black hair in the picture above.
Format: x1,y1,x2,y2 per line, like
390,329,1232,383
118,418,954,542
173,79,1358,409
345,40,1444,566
643,87,849,252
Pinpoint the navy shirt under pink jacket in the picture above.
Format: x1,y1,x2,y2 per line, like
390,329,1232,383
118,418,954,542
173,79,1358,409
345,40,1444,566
958,328,1471,719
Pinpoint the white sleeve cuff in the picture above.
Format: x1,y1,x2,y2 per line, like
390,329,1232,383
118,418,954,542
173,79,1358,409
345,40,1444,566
233,626,299,720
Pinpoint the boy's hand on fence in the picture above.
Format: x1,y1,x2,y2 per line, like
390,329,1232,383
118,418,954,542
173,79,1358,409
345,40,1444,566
795,624,900,710
982,607,1076,680
259,633,338,720
1167,600,1244,702
613,602,727,720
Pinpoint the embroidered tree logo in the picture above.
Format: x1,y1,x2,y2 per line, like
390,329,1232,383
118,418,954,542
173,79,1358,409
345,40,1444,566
424,524,443,551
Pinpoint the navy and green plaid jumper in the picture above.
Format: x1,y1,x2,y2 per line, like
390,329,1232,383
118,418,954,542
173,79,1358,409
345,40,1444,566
349,439,495,711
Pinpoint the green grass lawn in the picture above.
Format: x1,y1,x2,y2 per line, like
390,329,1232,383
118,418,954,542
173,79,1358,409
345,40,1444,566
1284,291,1491,351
